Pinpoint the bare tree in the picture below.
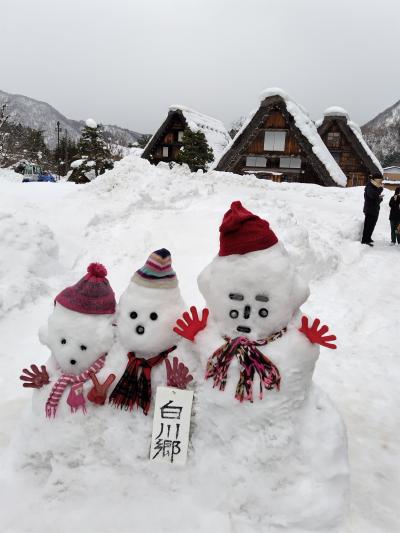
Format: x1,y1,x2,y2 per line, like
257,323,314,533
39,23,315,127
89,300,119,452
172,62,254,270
0,100,9,164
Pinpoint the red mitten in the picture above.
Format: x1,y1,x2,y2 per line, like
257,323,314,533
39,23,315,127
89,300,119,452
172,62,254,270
299,316,337,349
87,372,116,405
165,356,193,389
20,364,50,388
173,306,209,342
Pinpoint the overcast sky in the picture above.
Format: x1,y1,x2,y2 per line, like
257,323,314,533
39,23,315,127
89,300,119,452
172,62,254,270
1,0,399,134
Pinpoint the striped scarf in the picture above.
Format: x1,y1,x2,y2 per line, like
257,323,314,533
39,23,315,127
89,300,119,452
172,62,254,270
109,346,176,415
205,330,285,402
45,354,106,418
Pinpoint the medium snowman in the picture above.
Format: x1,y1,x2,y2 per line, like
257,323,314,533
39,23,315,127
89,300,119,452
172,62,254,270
109,248,193,418
173,202,349,531
20,263,117,417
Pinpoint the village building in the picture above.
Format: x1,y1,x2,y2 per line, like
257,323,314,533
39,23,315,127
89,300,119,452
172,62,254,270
383,166,400,190
214,89,347,187
141,105,231,168
317,107,383,187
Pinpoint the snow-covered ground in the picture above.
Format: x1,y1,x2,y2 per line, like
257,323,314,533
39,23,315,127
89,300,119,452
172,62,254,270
0,158,399,532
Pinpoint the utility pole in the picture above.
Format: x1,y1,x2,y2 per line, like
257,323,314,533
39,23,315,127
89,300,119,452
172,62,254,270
56,120,61,180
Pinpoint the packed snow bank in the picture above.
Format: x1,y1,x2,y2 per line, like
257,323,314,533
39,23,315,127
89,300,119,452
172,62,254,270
0,154,399,533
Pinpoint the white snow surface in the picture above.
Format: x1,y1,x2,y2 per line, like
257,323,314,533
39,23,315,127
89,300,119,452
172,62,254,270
85,118,97,129
219,88,347,187
323,107,350,119
169,105,231,163
0,155,399,533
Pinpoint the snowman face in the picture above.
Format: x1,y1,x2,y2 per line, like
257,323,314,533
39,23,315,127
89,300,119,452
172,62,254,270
117,283,186,357
198,244,309,340
39,304,115,375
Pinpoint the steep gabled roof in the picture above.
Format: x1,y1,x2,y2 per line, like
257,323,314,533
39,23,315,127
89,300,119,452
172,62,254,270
142,105,230,163
318,107,383,176
215,88,347,187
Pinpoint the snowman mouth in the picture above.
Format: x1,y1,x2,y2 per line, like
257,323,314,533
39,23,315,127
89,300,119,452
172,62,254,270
136,325,145,335
237,326,251,334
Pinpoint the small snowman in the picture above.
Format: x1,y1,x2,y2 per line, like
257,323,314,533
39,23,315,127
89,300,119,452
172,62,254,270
173,202,349,529
109,249,193,417
20,263,117,418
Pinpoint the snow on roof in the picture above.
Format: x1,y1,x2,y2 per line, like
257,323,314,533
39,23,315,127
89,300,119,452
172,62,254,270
257,89,347,186
86,118,97,129
347,120,383,173
323,106,349,119
383,179,400,185
383,166,400,172
169,105,231,162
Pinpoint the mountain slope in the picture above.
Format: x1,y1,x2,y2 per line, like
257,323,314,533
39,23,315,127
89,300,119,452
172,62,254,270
0,89,143,148
362,99,400,166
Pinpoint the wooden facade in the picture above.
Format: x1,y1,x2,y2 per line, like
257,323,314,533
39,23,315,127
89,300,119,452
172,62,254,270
142,111,187,165
383,166,400,191
318,114,383,187
215,95,341,186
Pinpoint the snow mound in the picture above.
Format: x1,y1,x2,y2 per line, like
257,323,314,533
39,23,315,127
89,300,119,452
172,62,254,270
85,118,97,129
0,213,59,318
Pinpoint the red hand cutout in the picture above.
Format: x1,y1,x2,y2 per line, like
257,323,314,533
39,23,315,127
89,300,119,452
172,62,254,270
299,317,337,349
173,306,209,342
165,356,193,389
20,364,50,389
87,372,116,405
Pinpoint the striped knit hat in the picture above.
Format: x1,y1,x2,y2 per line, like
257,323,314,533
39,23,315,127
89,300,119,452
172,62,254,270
55,263,116,314
132,249,178,289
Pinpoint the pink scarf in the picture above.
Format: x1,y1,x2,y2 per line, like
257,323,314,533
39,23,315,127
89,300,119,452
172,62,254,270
45,354,106,418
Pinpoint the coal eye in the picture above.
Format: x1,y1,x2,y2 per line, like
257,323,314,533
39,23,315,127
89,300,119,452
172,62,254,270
80,345,87,351
61,338,67,345
130,311,138,319
229,310,239,318
259,308,268,318
150,312,158,321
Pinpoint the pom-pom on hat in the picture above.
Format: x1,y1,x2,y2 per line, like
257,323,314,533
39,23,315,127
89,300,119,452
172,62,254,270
219,201,278,256
55,263,116,315
132,248,178,289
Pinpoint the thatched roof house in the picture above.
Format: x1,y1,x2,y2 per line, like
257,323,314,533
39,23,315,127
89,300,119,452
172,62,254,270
215,88,346,187
317,107,383,187
142,106,230,168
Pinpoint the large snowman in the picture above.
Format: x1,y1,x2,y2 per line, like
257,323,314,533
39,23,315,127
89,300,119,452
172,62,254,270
174,202,350,532
109,248,193,420
20,263,117,418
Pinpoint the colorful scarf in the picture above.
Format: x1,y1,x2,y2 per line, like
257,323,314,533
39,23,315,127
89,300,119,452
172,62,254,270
45,354,106,418
205,330,285,402
109,346,176,415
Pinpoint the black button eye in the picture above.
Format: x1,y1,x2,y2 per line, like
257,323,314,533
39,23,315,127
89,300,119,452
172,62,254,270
229,310,239,319
61,338,67,345
80,345,87,351
130,311,138,319
150,312,158,321
259,308,269,318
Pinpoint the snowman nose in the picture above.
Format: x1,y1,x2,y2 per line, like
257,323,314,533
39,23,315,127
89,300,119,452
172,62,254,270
243,305,251,319
136,325,145,335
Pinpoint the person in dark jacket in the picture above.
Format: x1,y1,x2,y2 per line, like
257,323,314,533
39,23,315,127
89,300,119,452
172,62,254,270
361,175,384,246
389,186,400,245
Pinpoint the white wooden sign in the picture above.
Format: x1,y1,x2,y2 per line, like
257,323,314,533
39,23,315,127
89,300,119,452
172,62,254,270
150,386,194,466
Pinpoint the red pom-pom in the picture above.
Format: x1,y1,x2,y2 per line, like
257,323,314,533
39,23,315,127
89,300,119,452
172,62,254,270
87,263,107,278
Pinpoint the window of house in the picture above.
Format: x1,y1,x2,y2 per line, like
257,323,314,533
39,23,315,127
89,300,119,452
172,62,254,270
178,131,184,142
327,132,341,149
264,130,286,151
246,156,267,167
279,156,302,169
331,151,341,163
162,146,169,157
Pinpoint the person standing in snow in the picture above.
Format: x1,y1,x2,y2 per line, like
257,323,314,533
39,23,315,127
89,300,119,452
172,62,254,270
389,186,400,245
361,175,384,246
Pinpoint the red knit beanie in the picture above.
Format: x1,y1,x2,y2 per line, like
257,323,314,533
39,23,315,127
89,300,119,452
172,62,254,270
55,263,116,315
219,201,278,256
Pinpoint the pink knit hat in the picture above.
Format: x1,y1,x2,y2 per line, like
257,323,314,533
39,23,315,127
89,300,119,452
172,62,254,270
55,263,116,315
